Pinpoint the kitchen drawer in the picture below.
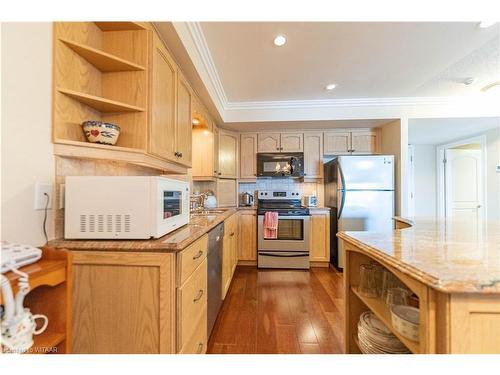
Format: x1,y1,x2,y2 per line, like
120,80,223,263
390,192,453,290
177,258,207,351
177,234,208,285
179,306,207,354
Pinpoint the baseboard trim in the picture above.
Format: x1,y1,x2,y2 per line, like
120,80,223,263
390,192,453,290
310,261,330,268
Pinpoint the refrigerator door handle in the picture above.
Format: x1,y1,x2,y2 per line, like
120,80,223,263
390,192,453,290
338,189,346,219
338,161,346,191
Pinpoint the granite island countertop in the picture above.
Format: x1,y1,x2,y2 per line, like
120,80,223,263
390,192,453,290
337,217,500,294
49,208,237,252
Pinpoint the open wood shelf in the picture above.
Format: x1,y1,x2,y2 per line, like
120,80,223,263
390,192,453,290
53,140,188,174
94,22,146,31
0,260,66,305
30,332,66,354
351,286,420,354
57,88,145,113
60,38,145,72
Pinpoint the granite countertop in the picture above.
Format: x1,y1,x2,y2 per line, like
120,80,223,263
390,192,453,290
337,217,500,294
49,209,237,252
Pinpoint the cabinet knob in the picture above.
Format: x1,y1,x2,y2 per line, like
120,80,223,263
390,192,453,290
174,152,179,157
179,152,183,158
218,172,222,175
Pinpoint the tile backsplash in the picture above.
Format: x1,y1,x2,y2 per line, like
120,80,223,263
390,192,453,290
239,178,323,206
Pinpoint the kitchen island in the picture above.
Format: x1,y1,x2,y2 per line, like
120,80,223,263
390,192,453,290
338,217,500,354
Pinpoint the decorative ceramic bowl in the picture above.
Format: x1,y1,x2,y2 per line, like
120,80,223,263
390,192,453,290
82,121,121,145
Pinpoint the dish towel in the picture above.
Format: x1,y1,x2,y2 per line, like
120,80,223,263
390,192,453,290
263,211,279,239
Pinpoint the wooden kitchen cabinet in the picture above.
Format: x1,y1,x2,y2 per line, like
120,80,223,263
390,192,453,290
280,132,303,152
309,210,330,265
192,127,214,179
303,132,323,179
324,131,351,155
350,130,378,154
257,133,281,152
240,133,257,181
72,250,177,353
213,124,220,176
238,210,257,262
150,32,178,162
218,130,238,178
70,235,209,354
217,178,237,207
257,132,303,153
175,71,193,167
222,213,239,299
324,130,379,155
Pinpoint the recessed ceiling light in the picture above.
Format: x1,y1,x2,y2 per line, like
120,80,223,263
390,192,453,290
273,35,286,47
463,77,475,85
478,21,497,28
192,118,200,125
325,84,337,90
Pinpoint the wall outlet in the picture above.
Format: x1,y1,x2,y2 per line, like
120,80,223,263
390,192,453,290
34,183,52,210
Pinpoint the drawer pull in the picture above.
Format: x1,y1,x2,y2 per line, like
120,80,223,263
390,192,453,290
230,232,235,237
192,250,204,260
197,343,204,354
193,289,204,303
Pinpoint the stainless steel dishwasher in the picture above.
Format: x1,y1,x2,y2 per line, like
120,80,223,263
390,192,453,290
207,222,224,337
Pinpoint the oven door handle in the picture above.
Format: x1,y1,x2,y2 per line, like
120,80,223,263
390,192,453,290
259,252,308,258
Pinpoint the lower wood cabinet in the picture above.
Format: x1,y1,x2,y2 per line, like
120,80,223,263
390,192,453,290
222,213,239,299
309,210,330,264
70,234,209,354
72,250,177,353
238,210,257,262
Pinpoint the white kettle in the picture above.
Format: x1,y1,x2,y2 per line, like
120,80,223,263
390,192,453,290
204,195,217,209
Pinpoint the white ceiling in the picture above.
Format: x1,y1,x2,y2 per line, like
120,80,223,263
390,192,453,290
409,117,500,144
200,22,499,102
222,118,392,132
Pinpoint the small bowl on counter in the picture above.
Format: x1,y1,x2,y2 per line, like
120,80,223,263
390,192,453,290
82,120,121,145
390,305,420,342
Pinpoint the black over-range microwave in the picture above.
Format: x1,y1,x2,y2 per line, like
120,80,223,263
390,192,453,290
257,153,305,178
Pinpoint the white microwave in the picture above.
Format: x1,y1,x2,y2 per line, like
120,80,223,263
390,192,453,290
64,176,190,239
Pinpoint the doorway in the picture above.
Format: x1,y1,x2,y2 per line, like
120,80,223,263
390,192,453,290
437,136,486,221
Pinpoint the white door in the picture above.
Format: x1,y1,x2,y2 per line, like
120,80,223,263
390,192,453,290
445,149,483,222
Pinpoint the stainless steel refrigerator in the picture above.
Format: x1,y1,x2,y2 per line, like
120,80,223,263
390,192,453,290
324,155,395,269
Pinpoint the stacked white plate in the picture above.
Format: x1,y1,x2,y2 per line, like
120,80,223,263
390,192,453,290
357,311,411,354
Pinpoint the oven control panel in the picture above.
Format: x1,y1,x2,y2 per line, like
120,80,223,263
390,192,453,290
258,190,301,200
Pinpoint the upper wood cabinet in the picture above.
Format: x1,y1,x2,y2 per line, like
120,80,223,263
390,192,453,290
303,132,323,178
351,131,378,154
324,130,379,155
150,32,177,162
280,133,303,152
240,133,257,180
192,127,214,179
257,132,303,153
217,178,237,207
257,133,281,152
150,33,193,167
175,72,193,167
213,124,220,176
218,130,238,178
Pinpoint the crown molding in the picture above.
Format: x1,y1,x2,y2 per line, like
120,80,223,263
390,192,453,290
224,96,459,110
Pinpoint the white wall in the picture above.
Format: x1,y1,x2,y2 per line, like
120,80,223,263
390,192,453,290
412,145,437,217
485,126,500,221
1,23,54,246
381,120,402,215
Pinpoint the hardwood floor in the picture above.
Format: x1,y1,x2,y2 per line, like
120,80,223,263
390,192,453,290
208,266,345,354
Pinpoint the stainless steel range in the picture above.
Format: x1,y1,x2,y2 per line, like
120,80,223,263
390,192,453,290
257,190,310,269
